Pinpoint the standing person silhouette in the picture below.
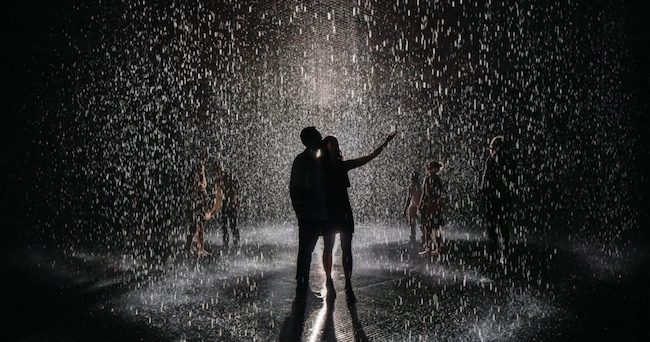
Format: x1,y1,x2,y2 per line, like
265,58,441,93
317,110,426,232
418,161,445,256
321,132,396,302
220,171,239,248
185,150,220,257
480,135,513,261
290,127,328,304
403,171,422,245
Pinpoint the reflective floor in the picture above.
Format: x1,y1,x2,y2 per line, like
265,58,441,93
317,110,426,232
3,223,649,341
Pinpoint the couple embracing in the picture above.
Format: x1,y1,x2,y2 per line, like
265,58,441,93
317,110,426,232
289,127,395,305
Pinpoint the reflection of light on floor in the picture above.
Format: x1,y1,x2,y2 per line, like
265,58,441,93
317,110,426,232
333,233,340,257
308,304,331,342
309,234,340,341
564,241,644,281
464,289,560,342
23,223,627,340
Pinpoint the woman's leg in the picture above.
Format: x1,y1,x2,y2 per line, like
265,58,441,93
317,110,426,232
409,216,417,243
420,219,426,246
340,232,353,288
430,227,439,253
196,222,208,256
421,220,431,252
435,225,443,248
221,210,229,247
340,232,356,302
322,234,335,282
185,222,195,253
185,210,197,252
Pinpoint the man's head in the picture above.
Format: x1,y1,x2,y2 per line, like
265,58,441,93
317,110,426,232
200,147,209,163
410,171,420,183
300,126,323,149
426,160,443,175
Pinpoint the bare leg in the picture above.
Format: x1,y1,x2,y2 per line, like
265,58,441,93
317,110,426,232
322,234,336,299
420,220,432,254
186,213,197,253
196,224,209,257
221,211,229,247
430,228,439,255
419,219,426,245
340,232,355,302
322,234,335,282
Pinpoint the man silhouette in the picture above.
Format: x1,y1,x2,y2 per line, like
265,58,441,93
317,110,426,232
480,135,514,259
290,126,327,303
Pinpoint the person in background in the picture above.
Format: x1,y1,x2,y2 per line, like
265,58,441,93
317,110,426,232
185,150,214,257
403,171,422,245
321,131,396,303
220,171,239,248
480,135,513,261
418,161,445,256
205,162,224,225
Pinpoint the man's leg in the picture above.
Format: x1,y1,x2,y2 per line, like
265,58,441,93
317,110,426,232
185,222,195,253
296,226,319,297
409,217,417,243
486,215,499,255
221,211,229,247
419,218,426,246
498,212,510,252
185,209,196,252
421,220,432,252
231,209,239,246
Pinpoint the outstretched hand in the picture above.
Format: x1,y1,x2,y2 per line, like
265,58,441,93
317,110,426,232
370,130,398,158
381,130,397,148
386,130,397,141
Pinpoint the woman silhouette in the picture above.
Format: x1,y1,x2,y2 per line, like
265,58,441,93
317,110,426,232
321,132,395,302
403,171,422,245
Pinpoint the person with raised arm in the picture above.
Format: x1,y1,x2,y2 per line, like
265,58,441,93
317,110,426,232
320,131,396,303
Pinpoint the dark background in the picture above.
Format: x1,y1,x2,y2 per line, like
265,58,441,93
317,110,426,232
1,0,649,256
0,2,649,341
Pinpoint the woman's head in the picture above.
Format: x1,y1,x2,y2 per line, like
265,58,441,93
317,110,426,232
426,160,443,175
488,135,504,157
323,135,342,160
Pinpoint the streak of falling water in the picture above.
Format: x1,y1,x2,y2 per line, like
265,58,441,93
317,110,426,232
28,0,641,266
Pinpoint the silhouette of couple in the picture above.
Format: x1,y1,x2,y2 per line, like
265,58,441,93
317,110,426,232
289,127,395,304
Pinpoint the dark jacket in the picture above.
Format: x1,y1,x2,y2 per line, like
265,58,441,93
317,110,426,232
290,148,328,223
222,174,239,210
480,152,513,213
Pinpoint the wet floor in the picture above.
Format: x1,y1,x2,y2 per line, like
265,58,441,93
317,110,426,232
3,223,649,341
